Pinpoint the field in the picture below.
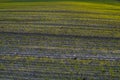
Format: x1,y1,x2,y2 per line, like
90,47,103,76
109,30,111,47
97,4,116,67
0,0,120,80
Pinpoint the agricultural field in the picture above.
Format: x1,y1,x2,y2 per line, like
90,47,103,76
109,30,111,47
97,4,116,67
0,0,120,80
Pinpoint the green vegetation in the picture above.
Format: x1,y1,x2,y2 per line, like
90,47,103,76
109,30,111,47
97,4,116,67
0,1,120,38
0,0,120,80
0,0,120,4
0,55,120,79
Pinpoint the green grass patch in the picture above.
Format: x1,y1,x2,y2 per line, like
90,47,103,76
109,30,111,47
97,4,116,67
0,2,120,38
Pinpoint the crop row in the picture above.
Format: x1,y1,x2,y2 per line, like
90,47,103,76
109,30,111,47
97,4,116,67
0,32,120,60
0,56,120,79
0,9,120,38
0,33,119,49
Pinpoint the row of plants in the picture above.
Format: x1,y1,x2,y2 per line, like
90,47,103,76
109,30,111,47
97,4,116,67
0,55,120,79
